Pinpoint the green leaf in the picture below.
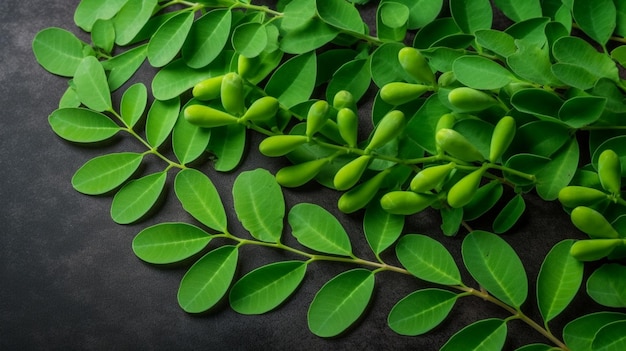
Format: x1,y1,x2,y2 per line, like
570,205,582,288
307,269,375,337
206,123,247,172
316,0,364,33
72,152,143,195
551,63,599,91
536,240,584,324
370,42,408,87
463,180,503,221
146,97,180,148
232,169,285,243
492,194,526,234
441,318,507,351
505,120,571,159
552,36,619,83
449,0,493,34
132,222,212,264
396,234,462,285
147,11,194,67
177,246,238,313
172,101,211,165
504,17,550,46
232,22,268,58
91,19,115,54
563,312,626,351
617,0,626,37
591,320,626,351
101,44,148,91
474,29,517,57
572,0,616,45
73,56,112,112
280,0,316,31
152,57,229,101
23,27,52,50
413,17,462,50
229,261,307,314
440,207,464,236
510,88,563,120
558,96,606,128
265,51,316,108
48,108,120,143
611,46,626,68
182,9,232,69
326,59,371,103
59,86,81,109
174,168,227,232
388,288,459,336
591,136,626,177
462,230,528,308
120,83,147,128
111,172,167,224
382,0,443,30
316,49,358,86
74,0,129,31
507,40,561,86
113,0,158,45
363,200,404,256
279,18,339,54
405,94,450,155
493,0,541,22
514,344,553,351
289,203,352,256
535,138,579,201
587,263,626,307
504,153,550,186
452,55,515,90
377,2,409,41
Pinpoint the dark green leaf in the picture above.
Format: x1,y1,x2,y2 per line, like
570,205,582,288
474,29,516,57
572,0,616,45
510,88,563,120
449,0,493,34
177,246,238,313
559,96,606,128
229,261,307,314
377,2,409,41
326,59,371,103
101,44,148,91
113,0,158,45
551,63,599,91
316,0,364,33
507,40,561,86
206,123,246,172
505,121,571,158
73,56,112,112
553,36,619,82
308,269,375,337
535,138,579,201
146,97,180,148
396,234,462,285
72,152,143,195
504,17,549,46
265,51,316,108
132,222,212,264
48,108,120,143
111,172,167,224
289,203,352,256
174,168,227,233
591,136,626,177
440,207,464,236
316,49,358,86
388,288,459,336
232,169,285,243
147,11,194,67
587,263,626,307
279,18,339,54
591,320,626,350
441,318,507,351
370,42,408,87
493,0,541,22
504,153,550,186
120,83,147,128
413,17,461,50
453,55,515,90
492,194,525,234
563,312,626,350
514,344,553,351
364,200,404,256
462,231,528,308
405,94,450,155
463,181,503,221
182,9,232,69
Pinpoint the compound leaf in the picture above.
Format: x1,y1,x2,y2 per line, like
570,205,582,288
145,97,180,148
101,44,148,91
182,9,232,69
207,123,247,172
453,55,515,89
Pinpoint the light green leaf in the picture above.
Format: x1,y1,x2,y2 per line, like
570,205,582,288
111,172,167,224
492,194,526,234
388,288,459,336
316,0,364,33
441,318,507,351
536,138,579,201
59,86,81,109
558,96,606,128
177,246,238,313
48,108,120,143
537,240,584,324
363,200,404,256
174,168,227,232
326,59,371,103
172,101,212,165
91,19,115,54
377,2,409,41
101,44,148,91
382,0,443,30
279,18,339,54
206,123,247,172
73,56,112,112
289,203,352,256
572,0,616,45
74,0,129,31
152,56,230,101
591,320,626,351
113,0,158,45
308,269,375,337
493,0,541,22
229,261,307,314
449,0,493,34
120,83,147,128
146,97,180,148
182,9,232,69
232,169,285,243
563,312,626,351
453,55,515,90
147,11,194,67
396,234,462,285
265,51,316,108
587,263,626,307
132,222,212,264
232,22,268,58
462,230,528,308
72,152,143,195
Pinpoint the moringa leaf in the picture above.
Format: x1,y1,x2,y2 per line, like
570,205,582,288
396,234,462,285
145,97,180,148
563,312,626,350
120,83,147,128
587,263,626,307
207,123,247,172
182,9,232,69
441,318,508,351
172,101,211,165
112,0,158,46
232,22,268,58
453,55,515,90
48,108,120,143
591,320,626,350
382,0,443,30
316,0,364,33
388,288,459,336
265,51,317,108
111,171,167,224
174,168,227,233
363,200,404,256
492,194,526,234
326,59,371,103
492,0,541,22
147,11,194,67
572,0,616,46
73,56,112,112
132,222,213,264
101,44,148,91
535,138,579,201
72,152,143,195
289,203,352,256
449,0,493,34
74,0,129,31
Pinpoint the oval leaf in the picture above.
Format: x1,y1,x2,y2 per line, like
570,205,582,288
535,138,579,201
229,261,307,315
396,234,462,285
73,56,112,112
587,263,626,307
591,320,626,351
152,57,229,101
572,0,616,45
207,123,247,172
441,318,507,351
449,0,493,34
265,51,317,108
388,288,459,336
174,168,227,232
462,230,528,308
32,27,86,77
177,246,238,313
132,222,212,264
172,102,211,165
232,22,268,58
145,97,180,148
326,59,371,104
101,44,148,91
113,0,158,46
316,0,364,33
120,83,147,128
74,0,129,31
492,194,526,234
72,152,143,195
563,312,626,350
493,0,541,22
232,169,285,243
289,203,352,256
363,200,404,256
48,108,120,143
453,55,515,89
110,172,166,224
147,11,194,67
182,9,232,69
308,269,375,337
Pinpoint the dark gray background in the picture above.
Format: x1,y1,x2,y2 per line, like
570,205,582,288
0,1,606,350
